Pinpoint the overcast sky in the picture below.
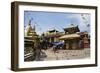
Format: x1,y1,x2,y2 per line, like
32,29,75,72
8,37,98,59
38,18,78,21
24,11,90,35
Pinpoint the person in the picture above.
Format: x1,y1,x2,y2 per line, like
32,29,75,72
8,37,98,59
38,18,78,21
34,43,41,61
53,45,58,53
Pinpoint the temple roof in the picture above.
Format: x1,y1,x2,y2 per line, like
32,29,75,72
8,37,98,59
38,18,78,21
47,29,59,33
44,32,64,38
63,24,80,32
59,33,80,40
78,32,89,35
65,24,77,28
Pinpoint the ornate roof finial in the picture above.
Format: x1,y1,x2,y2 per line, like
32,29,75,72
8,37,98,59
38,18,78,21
29,18,33,25
28,19,31,25
71,24,74,26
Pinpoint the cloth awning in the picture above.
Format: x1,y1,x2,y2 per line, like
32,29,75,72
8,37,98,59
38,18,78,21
59,34,80,40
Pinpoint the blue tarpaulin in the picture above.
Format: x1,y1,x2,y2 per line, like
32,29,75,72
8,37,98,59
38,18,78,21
52,42,64,46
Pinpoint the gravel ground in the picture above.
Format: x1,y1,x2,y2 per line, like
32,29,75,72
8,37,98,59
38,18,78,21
40,48,90,61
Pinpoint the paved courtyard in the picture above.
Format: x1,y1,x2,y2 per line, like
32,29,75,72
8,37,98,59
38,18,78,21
40,48,90,61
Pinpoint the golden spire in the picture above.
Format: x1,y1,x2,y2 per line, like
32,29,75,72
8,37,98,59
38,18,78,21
33,25,35,31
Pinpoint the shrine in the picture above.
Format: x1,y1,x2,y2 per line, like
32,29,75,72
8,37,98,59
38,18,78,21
24,20,39,61
59,24,81,50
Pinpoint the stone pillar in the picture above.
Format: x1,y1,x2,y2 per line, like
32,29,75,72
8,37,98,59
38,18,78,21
83,36,90,48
